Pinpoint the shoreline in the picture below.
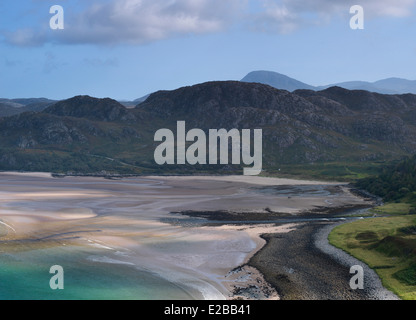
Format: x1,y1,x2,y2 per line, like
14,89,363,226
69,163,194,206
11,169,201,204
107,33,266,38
0,171,344,184
314,222,399,300
208,223,299,300
242,220,399,300
0,172,381,300
173,182,394,300
178,189,379,300
242,209,399,300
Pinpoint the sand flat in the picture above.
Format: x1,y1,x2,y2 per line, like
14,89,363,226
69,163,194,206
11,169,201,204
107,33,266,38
0,173,370,299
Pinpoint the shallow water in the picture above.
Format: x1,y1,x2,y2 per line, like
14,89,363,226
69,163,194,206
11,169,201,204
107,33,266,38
161,215,364,227
0,245,195,300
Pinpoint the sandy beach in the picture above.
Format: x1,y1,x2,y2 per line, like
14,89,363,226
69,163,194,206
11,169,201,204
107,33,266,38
0,172,380,300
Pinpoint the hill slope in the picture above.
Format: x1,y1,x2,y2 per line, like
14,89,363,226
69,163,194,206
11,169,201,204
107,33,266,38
1,82,416,175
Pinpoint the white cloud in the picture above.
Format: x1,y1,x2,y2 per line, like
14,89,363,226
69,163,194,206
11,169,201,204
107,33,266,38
57,0,247,45
2,0,415,46
368,0,416,17
3,0,247,46
253,0,416,33
265,0,416,17
251,2,302,34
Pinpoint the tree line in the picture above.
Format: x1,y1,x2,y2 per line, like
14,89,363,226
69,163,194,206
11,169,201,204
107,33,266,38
355,155,416,202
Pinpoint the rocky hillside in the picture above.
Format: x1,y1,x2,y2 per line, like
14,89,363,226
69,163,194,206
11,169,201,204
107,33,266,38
44,96,137,122
1,81,416,175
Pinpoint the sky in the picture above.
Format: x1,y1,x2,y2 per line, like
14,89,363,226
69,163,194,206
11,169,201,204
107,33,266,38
0,0,415,101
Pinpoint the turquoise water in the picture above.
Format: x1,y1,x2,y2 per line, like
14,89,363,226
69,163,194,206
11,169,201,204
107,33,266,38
0,246,194,300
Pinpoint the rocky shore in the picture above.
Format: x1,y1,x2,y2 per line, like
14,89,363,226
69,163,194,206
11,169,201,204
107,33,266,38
314,222,399,300
177,187,398,300
247,220,398,300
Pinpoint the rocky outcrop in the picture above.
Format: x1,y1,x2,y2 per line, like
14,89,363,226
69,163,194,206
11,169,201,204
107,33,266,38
44,96,136,122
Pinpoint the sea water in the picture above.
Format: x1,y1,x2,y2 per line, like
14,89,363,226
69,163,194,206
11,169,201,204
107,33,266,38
0,245,194,300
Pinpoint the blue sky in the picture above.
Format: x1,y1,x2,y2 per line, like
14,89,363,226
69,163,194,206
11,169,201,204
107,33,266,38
1,0,415,100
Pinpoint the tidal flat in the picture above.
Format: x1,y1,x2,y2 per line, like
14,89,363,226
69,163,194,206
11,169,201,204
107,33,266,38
0,172,381,300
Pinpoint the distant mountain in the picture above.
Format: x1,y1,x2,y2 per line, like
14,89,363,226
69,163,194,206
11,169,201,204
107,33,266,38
317,81,398,94
2,82,416,175
241,71,416,94
373,78,416,94
241,71,315,91
0,99,22,109
134,94,150,105
316,78,416,94
0,98,56,117
10,98,55,106
118,94,151,108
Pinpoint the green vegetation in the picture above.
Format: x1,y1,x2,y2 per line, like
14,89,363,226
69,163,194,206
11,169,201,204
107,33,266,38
370,203,414,216
329,216,416,300
0,149,153,175
355,155,416,202
329,155,416,300
265,161,385,182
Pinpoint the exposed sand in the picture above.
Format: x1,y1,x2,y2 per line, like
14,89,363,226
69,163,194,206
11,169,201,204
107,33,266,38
0,173,370,300
213,223,299,300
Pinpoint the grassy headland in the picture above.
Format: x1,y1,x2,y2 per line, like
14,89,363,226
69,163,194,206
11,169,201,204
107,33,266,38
329,155,416,300
329,215,416,299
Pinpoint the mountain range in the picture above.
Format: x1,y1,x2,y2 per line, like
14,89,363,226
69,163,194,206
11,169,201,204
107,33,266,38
241,71,416,95
0,98,56,117
2,71,414,118
1,80,416,176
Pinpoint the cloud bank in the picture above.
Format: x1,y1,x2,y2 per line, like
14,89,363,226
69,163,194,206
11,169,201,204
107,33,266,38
60,0,247,45
254,0,416,33
3,0,415,46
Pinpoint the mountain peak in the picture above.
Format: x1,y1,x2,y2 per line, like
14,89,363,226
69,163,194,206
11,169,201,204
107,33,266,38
44,95,135,122
241,71,316,92
139,80,305,120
